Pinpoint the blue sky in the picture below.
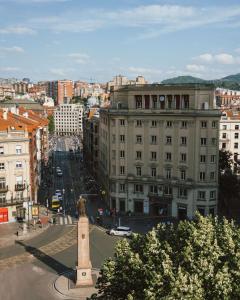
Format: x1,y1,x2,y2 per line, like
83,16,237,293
0,0,240,82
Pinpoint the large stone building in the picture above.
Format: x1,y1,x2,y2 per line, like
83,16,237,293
54,104,84,136
98,84,221,219
47,80,73,105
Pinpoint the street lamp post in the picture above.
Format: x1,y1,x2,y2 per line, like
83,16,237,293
62,188,65,216
26,184,30,229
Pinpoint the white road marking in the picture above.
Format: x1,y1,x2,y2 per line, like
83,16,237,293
67,215,72,225
59,217,63,225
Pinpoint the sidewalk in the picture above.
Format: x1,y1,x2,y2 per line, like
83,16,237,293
0,206,52,249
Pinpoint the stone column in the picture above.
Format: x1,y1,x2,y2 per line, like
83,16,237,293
76,216,93,286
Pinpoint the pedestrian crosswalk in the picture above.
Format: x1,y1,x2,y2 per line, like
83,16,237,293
55,215,77,226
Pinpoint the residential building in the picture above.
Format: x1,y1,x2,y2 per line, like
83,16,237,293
98,84,221,219
216,88,240,108
107,75,147,92
12,82,29,94
220,110,240,174
54,104,83,136
47,80,73,105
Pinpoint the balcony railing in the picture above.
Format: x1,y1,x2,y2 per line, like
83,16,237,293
0,185,8,192
0,197,28,207
15,184,25,191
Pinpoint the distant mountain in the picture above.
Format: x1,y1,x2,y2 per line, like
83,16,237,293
161,76,206,84
161,73,240,90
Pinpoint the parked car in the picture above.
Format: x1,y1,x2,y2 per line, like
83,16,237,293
108,226,132,237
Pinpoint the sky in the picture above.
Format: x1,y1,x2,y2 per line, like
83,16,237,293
0,0,240,83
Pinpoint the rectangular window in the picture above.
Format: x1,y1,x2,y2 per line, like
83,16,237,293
136,120,142,127
120,184,125,192
210,155,216,163
222,133,227,138
120,166,125,175
164,186,172,195
166,121,172,128
136,167,142,176
200,172,206,181
235,125,239,130
0,163,4,170
222,125,227,130
150,185,158,194
210,172,215,180
0,177,6,189
166,152,172,161
16,145,22,154
120,135,125,143
0,193,6,204
151,135,157,144
200,155,206,163
181,137,187,145
181,153,187,162
0,146,3,154
145,95,150,109
135,95,142,109
166,169,171,179
235,133,239,139
112,134,116,143
152,95,158,109
16,161,22,168
16,175,23,184
198,191,206,200
151,120,157,127
179,188,187,198
166,136,172,144
234,143,238,149
222,143,226,149
112,165,116,175
210,190,216,199
181,121,187,128
136,151,142,160
136,135,142,144
134,184,143,193
120,150,125,158
119,119,125,126
200,138,207,146
151,168,157,177
151,152,157,161
201,121,207,128
180,170,186,180
212,138,216,145
212,121,217,128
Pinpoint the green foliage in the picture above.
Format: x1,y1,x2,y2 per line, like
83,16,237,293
93,215,240,300
219,150,233,173
47,115,54,134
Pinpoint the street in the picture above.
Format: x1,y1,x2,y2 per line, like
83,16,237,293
0,136,119,300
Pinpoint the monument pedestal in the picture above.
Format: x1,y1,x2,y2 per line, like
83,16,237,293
76,215,93,287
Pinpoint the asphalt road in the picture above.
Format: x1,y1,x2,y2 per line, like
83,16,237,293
0,136,119,300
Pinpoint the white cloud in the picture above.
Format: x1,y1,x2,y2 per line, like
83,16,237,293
0,67,19,71
197,53,213,63
67,53,90,64
0,26,36,35
214,53,235,64
195,52,239,65
186,64,205,72
0,46,24,53
128,66,162,75
49,68,66,76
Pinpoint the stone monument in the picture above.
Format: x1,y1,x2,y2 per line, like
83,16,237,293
76,196,93,286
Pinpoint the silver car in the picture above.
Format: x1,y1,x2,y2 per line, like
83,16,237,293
109,226,132,237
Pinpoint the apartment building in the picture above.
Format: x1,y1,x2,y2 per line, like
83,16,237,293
99,84,221,219
83,108,100,178
0,111,31,223
220,110,240,173
54,104,83,136
47,80,73,105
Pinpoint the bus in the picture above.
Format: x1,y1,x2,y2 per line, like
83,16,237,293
51,195,60,210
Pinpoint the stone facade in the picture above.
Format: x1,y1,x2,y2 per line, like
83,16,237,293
98,84,221,219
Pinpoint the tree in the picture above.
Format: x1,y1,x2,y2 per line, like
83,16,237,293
218,150,240,217
47,115,54,134
92,215,240,300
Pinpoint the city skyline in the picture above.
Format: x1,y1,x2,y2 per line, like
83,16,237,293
0,0,239,82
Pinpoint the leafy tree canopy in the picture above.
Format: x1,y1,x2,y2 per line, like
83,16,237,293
92,215,240,300
219,149,233,173
47,115,54,134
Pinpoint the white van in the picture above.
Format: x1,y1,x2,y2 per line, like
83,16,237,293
109,226,132,237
